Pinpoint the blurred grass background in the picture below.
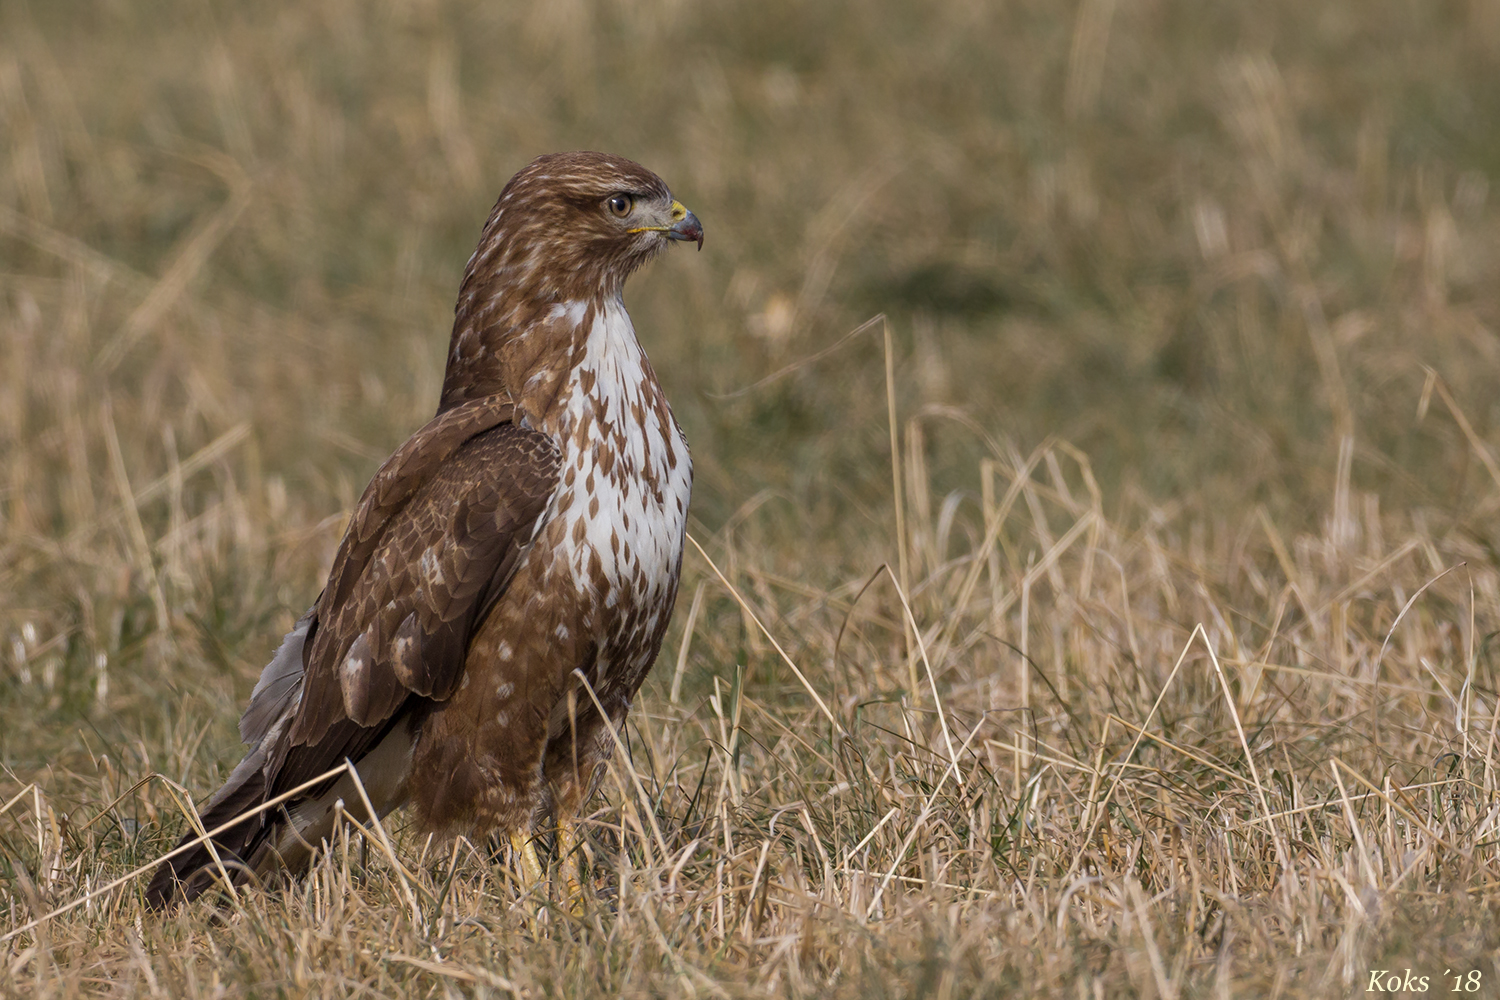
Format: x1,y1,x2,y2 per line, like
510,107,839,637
4,0,1500,996
9,0,1497,530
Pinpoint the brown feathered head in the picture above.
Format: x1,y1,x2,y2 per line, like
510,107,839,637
441,151,703,412
462,151,700,304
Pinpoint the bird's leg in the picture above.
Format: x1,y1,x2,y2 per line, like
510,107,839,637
556,817,584,905
548,684,587,910
509,829,544,889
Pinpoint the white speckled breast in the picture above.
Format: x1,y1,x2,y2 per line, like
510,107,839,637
545,296,691,666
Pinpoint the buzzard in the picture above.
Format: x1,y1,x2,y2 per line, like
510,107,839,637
146,152,702,907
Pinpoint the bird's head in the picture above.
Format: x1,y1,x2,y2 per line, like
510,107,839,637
441,152,703,412
464,151,703,303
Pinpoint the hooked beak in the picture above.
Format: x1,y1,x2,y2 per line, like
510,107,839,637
665,200,704,250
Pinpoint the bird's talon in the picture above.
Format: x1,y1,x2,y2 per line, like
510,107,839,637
510,830,545,889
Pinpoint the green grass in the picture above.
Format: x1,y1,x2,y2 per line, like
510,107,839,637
4,0,1500,995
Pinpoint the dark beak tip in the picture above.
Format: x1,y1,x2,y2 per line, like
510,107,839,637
669,210,704,251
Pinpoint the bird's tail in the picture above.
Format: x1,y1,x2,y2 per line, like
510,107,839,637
143,751,279,908
144,726,415,908
144,613,313,909
144,612,415,909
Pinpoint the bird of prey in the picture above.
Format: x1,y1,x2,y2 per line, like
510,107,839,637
146,151,702,907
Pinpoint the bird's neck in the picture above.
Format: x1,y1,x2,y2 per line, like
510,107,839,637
438,292,654,439
436,280,587,416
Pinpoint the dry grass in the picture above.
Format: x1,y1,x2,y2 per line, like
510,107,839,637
4,0,1500,996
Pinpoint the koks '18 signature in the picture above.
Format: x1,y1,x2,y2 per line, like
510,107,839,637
1367,969,1483,993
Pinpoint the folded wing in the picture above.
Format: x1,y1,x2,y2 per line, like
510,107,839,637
145,397,560,907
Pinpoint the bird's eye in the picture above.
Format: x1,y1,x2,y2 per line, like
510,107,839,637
606,194,633,218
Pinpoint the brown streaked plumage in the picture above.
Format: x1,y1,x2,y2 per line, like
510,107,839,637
146,152,701,908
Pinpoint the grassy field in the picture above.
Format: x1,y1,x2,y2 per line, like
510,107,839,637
3,0,1500,995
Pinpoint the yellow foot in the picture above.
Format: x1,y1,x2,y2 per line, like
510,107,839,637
509,829,544,889
556,820,585,913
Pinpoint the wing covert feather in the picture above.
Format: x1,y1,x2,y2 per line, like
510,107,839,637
325,396,517,611
282,407,559,781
